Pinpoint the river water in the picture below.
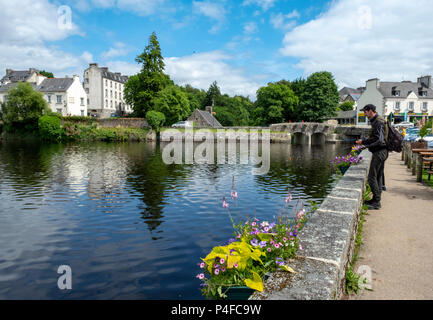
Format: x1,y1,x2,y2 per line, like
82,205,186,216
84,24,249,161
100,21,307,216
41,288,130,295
0,140,351,299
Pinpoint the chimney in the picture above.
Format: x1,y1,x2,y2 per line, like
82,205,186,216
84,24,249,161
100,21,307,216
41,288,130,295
89,63,98,68
418,75,432,88
29,68,37,74
73,74,80,82
6,69,12,75
366,78,380,89
205,106,213,114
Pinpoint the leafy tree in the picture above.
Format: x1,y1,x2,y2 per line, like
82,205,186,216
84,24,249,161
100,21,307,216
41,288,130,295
146,110,166,132
180,84,206,111
338,101,355,111
39,70,54,78
252,82,299,125
152,85,191,125
126,32,172,117
203,81,222,108
298,71,339,122
1,82,49,131
38,115,62,141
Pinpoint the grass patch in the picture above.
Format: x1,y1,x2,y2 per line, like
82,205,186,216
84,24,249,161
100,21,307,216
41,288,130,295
345,184,371,295
422,169,433,189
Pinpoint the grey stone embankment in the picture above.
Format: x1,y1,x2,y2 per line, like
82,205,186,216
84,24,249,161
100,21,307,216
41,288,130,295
250,149,372,300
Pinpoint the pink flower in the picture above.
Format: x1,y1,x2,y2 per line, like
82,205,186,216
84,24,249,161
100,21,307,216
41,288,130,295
221,267,226,272
222,200,229,208
196,273,204,280
231,191,238,199
214,269,220,275
274,243,280,249
236,234,241,239
283,237,287,242
220,258,225,264
267,247,272,252
285,193,293,203
234,263,238,268
297,209,305,219
264,227,269,232
252,222,256,227
299,244,303,250
199,262,205,268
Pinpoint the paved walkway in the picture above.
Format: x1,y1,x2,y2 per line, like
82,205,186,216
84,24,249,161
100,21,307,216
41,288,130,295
347,152,433,300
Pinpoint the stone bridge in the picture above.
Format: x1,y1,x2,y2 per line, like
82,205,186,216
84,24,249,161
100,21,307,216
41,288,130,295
270,123,371,145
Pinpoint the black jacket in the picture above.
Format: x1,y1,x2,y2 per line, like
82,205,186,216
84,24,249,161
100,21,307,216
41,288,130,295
362,114,388,153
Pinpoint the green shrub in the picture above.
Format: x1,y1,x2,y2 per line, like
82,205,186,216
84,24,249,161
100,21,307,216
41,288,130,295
146,110,165,131
38,115,62,141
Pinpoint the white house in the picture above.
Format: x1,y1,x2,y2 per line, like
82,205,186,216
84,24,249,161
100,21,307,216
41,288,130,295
38,75,88,116
83,63,132,118
356,75,433,124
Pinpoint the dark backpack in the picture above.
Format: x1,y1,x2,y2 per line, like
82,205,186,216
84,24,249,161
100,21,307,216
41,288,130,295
385,121,403,152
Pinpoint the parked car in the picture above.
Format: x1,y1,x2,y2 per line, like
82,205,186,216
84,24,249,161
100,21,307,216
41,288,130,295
394,121,414,128
171,121,192,128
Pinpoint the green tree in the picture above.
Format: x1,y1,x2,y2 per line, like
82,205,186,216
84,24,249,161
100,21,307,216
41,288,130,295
39,70,54,78
126,32,172,117
152,85,191,125
298,71,339,122
180,84,206,111
1,82,49,132
252,82,299,125
203,81,222,108
146,110,166,132
338,100,355,111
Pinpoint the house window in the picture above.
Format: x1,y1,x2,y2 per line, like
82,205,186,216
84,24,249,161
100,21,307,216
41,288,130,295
56,95,62,104
115,83,117,89
47,95,51,103
105,89,108,97
56,108,62,114
422,102,428,112
86,88,89,94
394,101,400,110
408,101,414,111
392,90,400,97
105,100,108,108
81,110,84,116
115,92,117,99
110,81,112,88
420,91,427,97
85,78,89,84
80,98,85,106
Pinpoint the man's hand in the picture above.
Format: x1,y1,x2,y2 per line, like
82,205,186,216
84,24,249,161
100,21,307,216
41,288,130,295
355,139,363,145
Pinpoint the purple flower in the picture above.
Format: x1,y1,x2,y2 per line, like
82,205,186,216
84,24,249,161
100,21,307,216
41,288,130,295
250,238,259,247
259,241,267,248
276,257,285,266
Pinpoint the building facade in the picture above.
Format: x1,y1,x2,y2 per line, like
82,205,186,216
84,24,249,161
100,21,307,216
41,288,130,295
0,68,87,116
38,75,88,116
356,76,433,124
83,63,132,118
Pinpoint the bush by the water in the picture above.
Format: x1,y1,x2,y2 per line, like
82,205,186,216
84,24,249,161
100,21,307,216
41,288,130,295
146,110,165,131
38,115,62,141
62,121,148,141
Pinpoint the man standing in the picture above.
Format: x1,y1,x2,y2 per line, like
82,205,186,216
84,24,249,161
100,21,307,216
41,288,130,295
356,104,388,210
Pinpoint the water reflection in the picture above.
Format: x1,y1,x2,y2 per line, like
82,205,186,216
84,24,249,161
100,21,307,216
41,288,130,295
0,140,351,299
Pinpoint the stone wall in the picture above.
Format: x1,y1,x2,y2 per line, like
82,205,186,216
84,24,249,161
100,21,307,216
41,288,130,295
95,118,150,129
251,149,372,300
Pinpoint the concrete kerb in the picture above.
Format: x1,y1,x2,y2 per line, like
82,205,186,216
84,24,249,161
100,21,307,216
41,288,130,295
250,149,372,300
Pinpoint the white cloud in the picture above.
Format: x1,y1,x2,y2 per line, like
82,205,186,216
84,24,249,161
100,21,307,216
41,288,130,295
242,0,278,12
270,11,299,31
165,51,261,98
192,0,226,33
0,0,89,78
105,60,140,76
100,42,130,60
280,0,433,88
244,22,258,34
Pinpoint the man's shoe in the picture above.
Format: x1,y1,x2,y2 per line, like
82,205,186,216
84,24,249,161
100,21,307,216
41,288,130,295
366,202,381,210
382,186,387,191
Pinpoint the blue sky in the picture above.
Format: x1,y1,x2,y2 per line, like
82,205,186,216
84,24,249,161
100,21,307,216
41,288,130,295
2,0,433,99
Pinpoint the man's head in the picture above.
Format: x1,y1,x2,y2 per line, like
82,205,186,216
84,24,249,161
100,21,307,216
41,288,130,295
362,104,377,119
